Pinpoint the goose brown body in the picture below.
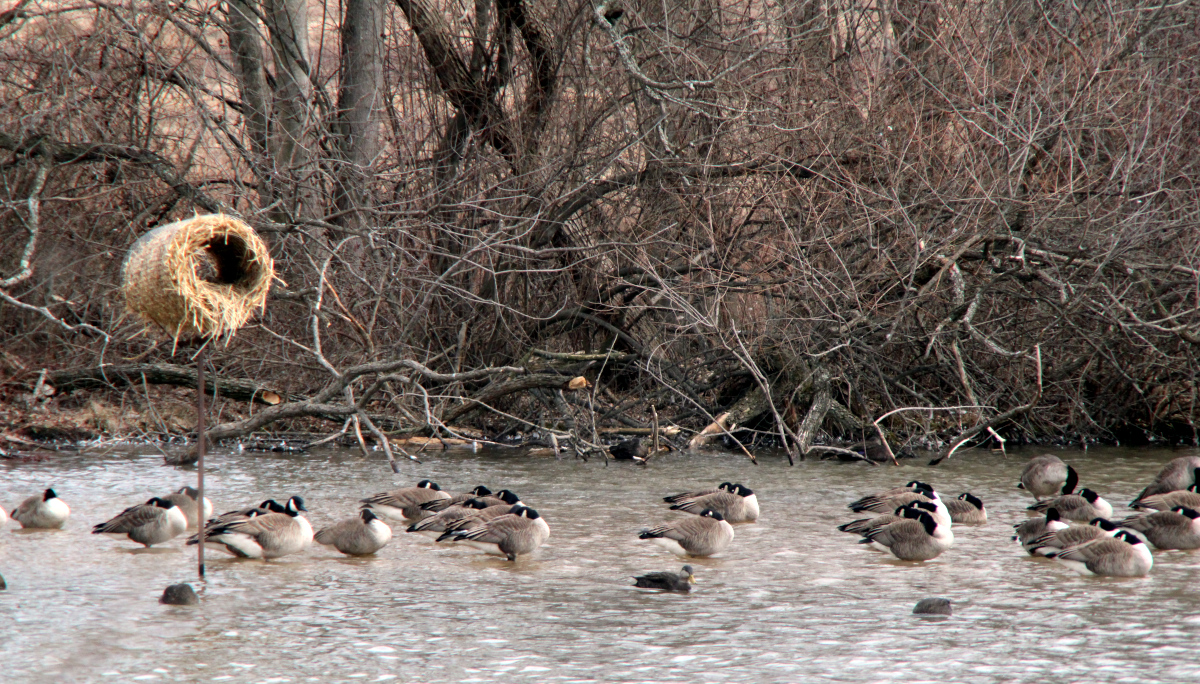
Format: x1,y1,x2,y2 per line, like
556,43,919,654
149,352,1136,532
668,484,759,523
1018,456,1078,500
437,505,549,560
163,486,213,529
12,489,70,529
191,496,313,559
1130,458,1200,505
1047,532,1153,576
360,480,451,521
639,509,735,557
1027,488,1113,522
1116,507,1200,550
859,509,953,561
92,497,188,547
315,509,392,555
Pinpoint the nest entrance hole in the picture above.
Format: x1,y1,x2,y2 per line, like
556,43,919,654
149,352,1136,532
199,236,251,286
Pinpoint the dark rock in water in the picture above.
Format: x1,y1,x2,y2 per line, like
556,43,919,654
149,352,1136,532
160,583,199,605
609,438,647,460
913,597,952,615
0,572,6,590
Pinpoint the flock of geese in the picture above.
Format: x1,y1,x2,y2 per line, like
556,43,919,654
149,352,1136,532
2,454,1198,588
0,479,755,583
835,453,1200,577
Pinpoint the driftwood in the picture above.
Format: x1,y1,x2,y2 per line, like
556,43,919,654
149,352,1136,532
793,366,832,460
441,373,589,423
599,425,681,437
48,363,286,405
687,412,731,449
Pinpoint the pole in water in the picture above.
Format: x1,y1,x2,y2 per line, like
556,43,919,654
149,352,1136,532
195,344,207,579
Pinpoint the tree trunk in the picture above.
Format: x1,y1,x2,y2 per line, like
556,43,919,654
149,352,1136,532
47,364,288,405
829,0,898,120
266,0,315,220
333,0,384,228
225,0,271,181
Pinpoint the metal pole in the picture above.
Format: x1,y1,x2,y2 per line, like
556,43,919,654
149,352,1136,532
196,344,207,579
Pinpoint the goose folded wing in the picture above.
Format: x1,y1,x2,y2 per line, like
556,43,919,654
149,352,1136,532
94,505,162,533
671,492,735,513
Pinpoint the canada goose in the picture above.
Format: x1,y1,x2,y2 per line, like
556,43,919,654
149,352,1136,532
1046,531,1153,577
1027,488,1113,522
407,497,495,538
314,509,393,555
435,499,524,536
1115,506,1200,550
164,486,213,529
851,485,952,528
847,481,933,512
1017,456,1078,500
360,480,451,521
1025,518,1120,556
205,499,284,527
188,500,286,544
11,488,70,529
1013,508,1070,553
668,484,759,523
0,504,7,526
191,496,313,559
633,565,696,592
436,505,550,560
945,493,988,525
859,508,953,561
1130,460,1200,506
419,485,494,513
92,497,188,547
1129,484,1200,512
638,509,735,558
839,500,941,537
422,488,521,513
663,483,735,504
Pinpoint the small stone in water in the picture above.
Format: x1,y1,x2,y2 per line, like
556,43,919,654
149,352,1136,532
913,597,952,615
160,583,199,605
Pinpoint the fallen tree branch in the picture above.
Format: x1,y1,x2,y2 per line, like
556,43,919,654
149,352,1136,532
808,445,879,465
441,373,589,423
48,363,289,405
162,359,536,465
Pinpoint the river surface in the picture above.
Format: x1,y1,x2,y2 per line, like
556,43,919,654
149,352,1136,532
2,444,1200,683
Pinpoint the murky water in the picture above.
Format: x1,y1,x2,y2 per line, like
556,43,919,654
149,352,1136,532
3,445,1200,682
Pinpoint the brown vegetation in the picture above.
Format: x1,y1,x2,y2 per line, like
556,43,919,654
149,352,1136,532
2,1,1200,460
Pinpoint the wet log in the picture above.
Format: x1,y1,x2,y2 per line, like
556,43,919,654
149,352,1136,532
599,426,681,437
441,373,590,423
687,412,731,449
48,364,286,405
794,366,832,457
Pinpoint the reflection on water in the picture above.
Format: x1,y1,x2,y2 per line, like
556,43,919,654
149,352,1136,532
3,445,1200,682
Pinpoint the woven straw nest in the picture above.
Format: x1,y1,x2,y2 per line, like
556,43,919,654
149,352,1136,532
122,214,274,342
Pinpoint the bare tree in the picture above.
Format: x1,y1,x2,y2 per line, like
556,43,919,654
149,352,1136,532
2,1,1199,458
